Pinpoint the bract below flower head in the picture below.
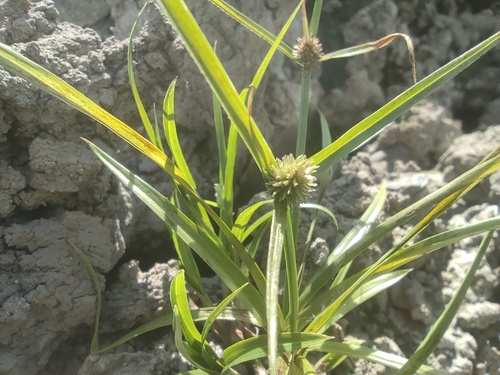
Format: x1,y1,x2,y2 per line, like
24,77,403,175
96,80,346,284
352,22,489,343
265,154,318,207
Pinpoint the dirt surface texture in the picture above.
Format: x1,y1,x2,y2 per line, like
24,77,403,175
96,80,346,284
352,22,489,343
0,0,499,374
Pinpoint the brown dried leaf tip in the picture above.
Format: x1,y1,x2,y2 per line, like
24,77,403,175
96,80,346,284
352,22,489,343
266,154,318,207
293,36,324,67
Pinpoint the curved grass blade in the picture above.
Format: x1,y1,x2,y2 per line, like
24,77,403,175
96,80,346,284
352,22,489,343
92,313,174,354
154,0,274,174
396,231,495,375
66,240,103,354
169,193,208,303
222,332,331,372
300,203,338,228
152,103,165,153
163,78,196,188
241,220,270,277
296,202,339,286
0,42,195,189
163,79,215,238
212,88,236,263
172,306,220,374
249,0,304,91
329,186,386,287
305,157,500,333
233,199,273,240
308,146,500,334
90,306,259,354
300,215,500,331
300,186,386,310
0,23,262,294
319,33,416,84
171,271,222,371
241,210,273,243
315,351,350,373
389,146,500,258
128,1,157,145
309,341,446,375
304,270,410,333
164,77,210,298
178,370,212,375
85,140,267,325
311,31,500,175
299,269,408,330
200,283,248,364
200,283,248,344
0,40,245,262
300,153,500,308
380,216,500,273
171,271,204,352
208,0,294,59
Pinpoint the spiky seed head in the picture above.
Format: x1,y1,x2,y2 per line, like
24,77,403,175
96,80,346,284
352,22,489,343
293,36,324,67
265,154,318,207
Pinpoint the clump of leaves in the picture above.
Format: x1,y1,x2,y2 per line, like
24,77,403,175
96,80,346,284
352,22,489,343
1,0,499,374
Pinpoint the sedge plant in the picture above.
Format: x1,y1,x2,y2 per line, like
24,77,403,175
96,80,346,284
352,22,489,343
1,0,500,374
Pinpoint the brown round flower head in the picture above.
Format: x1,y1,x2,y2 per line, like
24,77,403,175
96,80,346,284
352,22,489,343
265,154,318,207
293,35,324,67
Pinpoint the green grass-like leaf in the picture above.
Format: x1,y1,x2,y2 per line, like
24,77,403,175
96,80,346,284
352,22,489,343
154,0,274,174
208,0,294,59
0,43,186,181
85,140,267,326
171,271,223,371
304,270,411,333
128,1,157,145
266,204,288,374
381,216,500,273
311,31,500,174
309,341,447,375
163,78,197,188
396,230,495,375
222,332,331,371
300,152,500,309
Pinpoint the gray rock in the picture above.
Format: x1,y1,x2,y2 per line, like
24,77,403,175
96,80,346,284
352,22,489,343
1,211,119,375
390,277,432,324
1,0,499,374
457,301,500,330
52,0,110,30
78,341,191,375
309,237,330,267
449,356,474,375
100,260,178,333
372,100,462,169
438,126,500,203
0,161,27,218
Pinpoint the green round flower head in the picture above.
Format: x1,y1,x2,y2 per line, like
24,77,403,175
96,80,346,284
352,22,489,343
265,154,318,207
293,35,324,67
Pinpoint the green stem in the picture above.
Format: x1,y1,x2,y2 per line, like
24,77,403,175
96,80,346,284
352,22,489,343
283,208,299,333
296,66,312,156
267,203,288,375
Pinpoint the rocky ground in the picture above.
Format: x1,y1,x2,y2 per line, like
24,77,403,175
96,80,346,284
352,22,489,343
0,0,499,374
